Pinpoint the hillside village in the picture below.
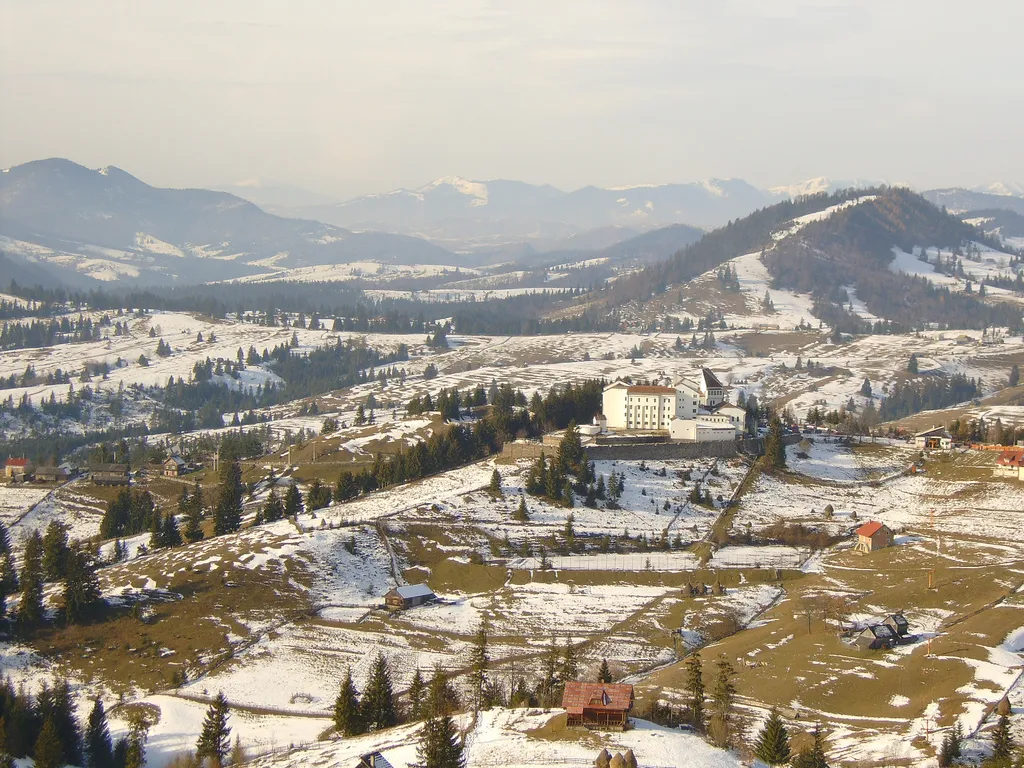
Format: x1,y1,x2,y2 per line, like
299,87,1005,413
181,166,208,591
0,183,1024,768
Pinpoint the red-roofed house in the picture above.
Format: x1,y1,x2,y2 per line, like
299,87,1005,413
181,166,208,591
4,458,34,480
561,682,634,730
854,521,893,553
995,450,1024,481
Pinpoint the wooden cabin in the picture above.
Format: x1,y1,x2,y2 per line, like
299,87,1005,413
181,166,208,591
384,584,435,611
562,682,634,731
91,463,130,486
163,456,187,477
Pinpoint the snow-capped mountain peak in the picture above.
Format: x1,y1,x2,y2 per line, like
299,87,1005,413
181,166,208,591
419,176,489,205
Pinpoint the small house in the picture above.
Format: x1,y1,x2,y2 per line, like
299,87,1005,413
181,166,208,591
854,624,898,650
995,450,1024,480
163,456,187,477
883,613,911,639
562,682,634,731
356,753,394,768
384,584,436,611
4,458,34,480
913,426,952,450
854,521,893,553
91,463,130,486
34,465,68,484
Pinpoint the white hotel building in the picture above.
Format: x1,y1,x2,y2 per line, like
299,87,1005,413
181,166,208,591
601,368,746,441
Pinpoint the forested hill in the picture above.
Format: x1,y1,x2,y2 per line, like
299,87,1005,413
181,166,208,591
602,188,878,307
764,188,1022,332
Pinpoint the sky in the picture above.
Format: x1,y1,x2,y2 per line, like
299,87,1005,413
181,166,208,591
1,0,1021,200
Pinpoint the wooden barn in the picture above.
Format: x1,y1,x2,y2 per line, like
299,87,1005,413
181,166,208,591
384,584,435,611
91,463,130,486
4,458,34,481
562,682,634,731
854,624,898,650
854,521,893,553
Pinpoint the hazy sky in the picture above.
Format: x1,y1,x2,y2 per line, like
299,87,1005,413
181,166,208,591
1,0,1021,199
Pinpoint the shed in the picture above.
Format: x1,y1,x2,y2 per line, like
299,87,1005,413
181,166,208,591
91,463,130,486
356,753,394,768
561,682,634,731
854,521,893,553
384,583,436,611
854,624,897,650
883,613,910,637
163,456,187,477
34,465,68,484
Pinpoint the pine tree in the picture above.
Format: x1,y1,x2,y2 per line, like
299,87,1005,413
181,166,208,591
709,658,736,748
262,489,284,523
1011,364,1021,388
468,623,490,712
18,530,45,631
685,652,705,731
149,509,164,550
561,637,579,683
84,698,114,768
408,668,426,721
792,725,828,768
123,710,150,768
417,714,466,768
162,513,182,547
426,667,461,719
229,736,245,767
195,692,231,767
63,545,103,624
763,417,787,470
513,497,529,523
182,482,205,543
488,469,502,498
38,677,82,766
0,526,18,619
597,659,612,684
0,720,14,768
992,712,1013,761
362,651,397,731
214,460,243,535
41,521,70,582
908,353,919,374
284,483,303,518
333,668,363,736
754,709,791,765
34,717,64,768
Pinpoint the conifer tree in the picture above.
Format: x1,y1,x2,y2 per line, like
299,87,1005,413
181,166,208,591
426,667,461,719
408,668,426,721
196,693,231,766
0,720,14,768
41,521,70,582
685,652,705,731
709,658,737,747
229,736,245,768
123,710,150,768
284,483,303,518
992,712,1013,761
148,509,164,550
561,637,579,683
513,497,529,523
162,512,182,547
763,417,787,470
753,709,791,766
33,717,63,768
488,469,502,498
84,697,114,768
306,478,331,511
213,460,243,535
792,725,829,768
63,545,103,624
362,652,397,731
333,668,363,737
598,659,612,683
0,523,18,619
1011,364,1020,388
18,530,45,631
38,677,82,766
468,623,489,713
262,488,284,523
182,482,205,543
417,714,466,768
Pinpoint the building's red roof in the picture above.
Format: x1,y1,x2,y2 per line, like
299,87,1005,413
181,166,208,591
856,521,886,538
5,458,29,467
626,386,675,395
997,451,1024,468
561,682,634,714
